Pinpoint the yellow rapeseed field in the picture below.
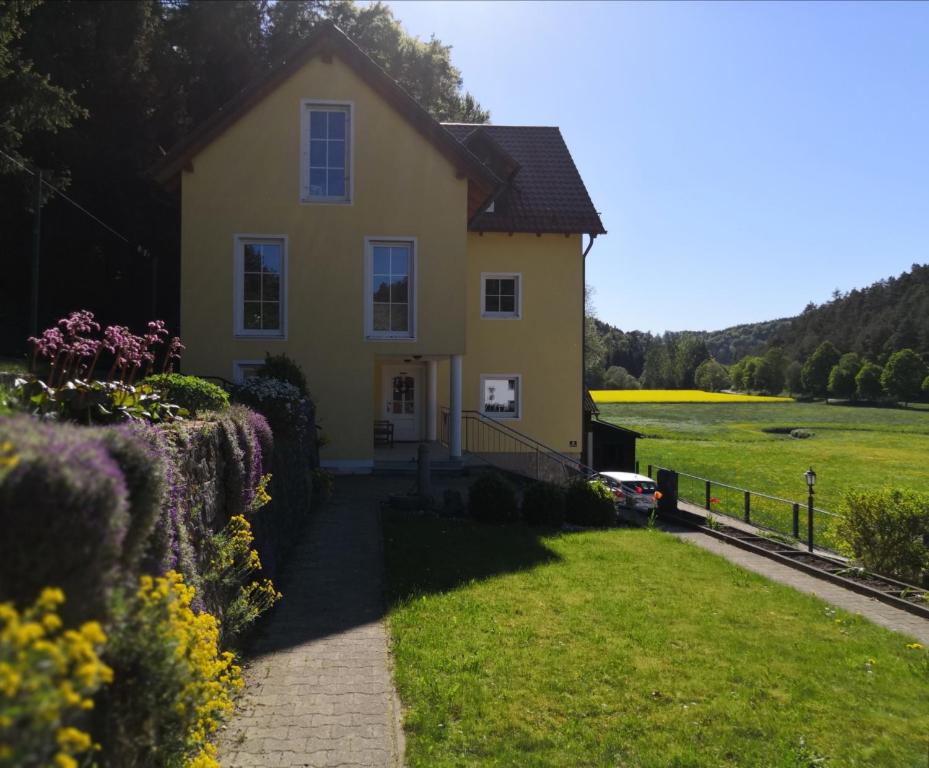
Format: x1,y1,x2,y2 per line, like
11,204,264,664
591,390,793,404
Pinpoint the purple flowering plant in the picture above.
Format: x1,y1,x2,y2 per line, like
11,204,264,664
16,311,187,423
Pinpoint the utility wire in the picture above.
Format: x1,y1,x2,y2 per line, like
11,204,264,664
0,147,131,244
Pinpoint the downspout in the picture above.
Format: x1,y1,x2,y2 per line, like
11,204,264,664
581,233,597,463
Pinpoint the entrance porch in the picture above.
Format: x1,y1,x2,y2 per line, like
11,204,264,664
373,353,462,459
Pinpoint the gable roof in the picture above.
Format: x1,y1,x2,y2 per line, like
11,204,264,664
443,123,606,235
149,22,500,191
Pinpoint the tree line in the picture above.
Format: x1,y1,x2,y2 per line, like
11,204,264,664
586,263,929,402
0,0,486,354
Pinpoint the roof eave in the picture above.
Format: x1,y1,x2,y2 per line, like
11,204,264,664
148,23,500,190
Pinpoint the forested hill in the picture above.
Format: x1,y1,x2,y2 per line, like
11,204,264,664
587,263,929,387
767,263,929,362
702,318,793,364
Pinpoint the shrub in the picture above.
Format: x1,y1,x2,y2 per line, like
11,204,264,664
201,504,281,648
565,479,616,527
0,588,112,768
102,571,243,768
521,481,566,527
96,422,167,575
256,352,309,397
312,467,334,500
0,416,129,625
145,374,229,416
468,471,519,524
837,489,929,583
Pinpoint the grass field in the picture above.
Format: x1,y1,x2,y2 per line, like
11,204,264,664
386,516,929,767
598,400,929,521
591,389,792,404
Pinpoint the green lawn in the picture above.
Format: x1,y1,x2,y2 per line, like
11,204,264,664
385,515,929,767
598,401,929,515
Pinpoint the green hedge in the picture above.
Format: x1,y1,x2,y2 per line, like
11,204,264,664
145,373,230,416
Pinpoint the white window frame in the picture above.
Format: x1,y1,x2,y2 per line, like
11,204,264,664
232,359,265,384
300,100,354,204
480,272,522,319
479,373,522,420
233,234,288,339
364,236,417,341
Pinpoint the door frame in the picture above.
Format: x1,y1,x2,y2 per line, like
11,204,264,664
380,363,425,442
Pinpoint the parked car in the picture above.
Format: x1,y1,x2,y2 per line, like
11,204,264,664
595,472,660,512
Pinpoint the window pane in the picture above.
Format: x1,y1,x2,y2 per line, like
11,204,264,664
486,279,500,297
403,401,414,414
373,276,390,302
373,247,390,274
500,295,515,313
309,169,326,196
309,139,327,167
244,274,261,301
244,245,261,272
482,378,518,415
373,303,389,331
261,246,281,274
328,140,345,169
244,302,262,330
485,295,500,313
390,247,409,276
500,279,516,296
262,302,280,330
328,110,346,139
390,276,408,303
390,303,408,332
327,170,345,198
262,274,280,301
310,110,327,139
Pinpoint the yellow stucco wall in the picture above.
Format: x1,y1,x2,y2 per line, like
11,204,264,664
459,233,584,454
179,53,468,463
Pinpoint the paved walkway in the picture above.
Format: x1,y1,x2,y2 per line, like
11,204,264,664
218,477,406,768
668,525,929,645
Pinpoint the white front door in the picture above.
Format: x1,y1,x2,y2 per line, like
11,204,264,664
381,365,424,441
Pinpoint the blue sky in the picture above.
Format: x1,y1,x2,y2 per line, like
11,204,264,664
384,1,929,334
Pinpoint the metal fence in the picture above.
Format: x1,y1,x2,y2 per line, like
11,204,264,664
641,462,843,553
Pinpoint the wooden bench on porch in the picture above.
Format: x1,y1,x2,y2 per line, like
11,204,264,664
373,419,394,447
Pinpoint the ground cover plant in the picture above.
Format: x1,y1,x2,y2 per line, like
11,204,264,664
599,400,929,515
385,516,929,767
591,389,792,404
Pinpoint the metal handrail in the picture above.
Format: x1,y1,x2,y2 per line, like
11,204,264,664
440,406,597,483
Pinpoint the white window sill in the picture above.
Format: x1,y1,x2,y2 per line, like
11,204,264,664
481,312,521,319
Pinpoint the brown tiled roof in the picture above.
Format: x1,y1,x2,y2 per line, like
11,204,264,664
443,123,606,235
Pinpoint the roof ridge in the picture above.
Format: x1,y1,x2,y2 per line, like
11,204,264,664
442,122,561,129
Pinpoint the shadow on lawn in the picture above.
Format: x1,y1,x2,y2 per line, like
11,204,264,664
383,511,563,604
243,476,562,656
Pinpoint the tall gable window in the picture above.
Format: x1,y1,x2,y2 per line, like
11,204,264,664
364,238,416,340
234,235,286,338
301,101,351,203
481,273,521,318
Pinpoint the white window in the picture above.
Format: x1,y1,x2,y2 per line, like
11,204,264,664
481,273,521,318
480,374,521,419
233,235,287,338
301,101,352,203
365,238,416,340
232,360,264,384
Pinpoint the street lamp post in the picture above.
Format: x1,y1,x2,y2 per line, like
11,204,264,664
804,467,816,552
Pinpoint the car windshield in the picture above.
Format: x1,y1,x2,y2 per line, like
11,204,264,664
621,481,656,494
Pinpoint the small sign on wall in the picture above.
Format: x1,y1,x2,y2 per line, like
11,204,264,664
569,440,577,448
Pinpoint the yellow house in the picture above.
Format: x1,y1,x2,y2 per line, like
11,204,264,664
153,23,605,475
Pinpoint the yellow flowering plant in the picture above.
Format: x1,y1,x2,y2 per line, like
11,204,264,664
202,475,281,647
0,588,112,768
103,571,243,768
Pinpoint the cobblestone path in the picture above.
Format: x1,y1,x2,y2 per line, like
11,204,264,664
218,477,406,768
